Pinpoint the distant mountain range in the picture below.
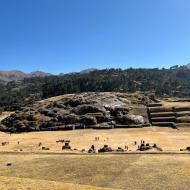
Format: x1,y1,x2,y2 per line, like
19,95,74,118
0,68,98,82
186,63,190,69
79,68,97,74
0,70,52,82
0,64,190,82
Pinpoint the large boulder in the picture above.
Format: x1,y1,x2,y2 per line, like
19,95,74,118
11,120,27,132
64,98,85,107
93,123,113,129
74,104,106,115
95,114,109,123
57,114,80,124
24,121,39,131
0,124,9,132
108,106,131,116
117,114,145,125
39,121,56,130
39,108,49,115
53,101,66,108
80,115,97,126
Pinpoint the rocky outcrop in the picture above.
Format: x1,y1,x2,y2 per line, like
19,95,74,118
117,114,145,125
0,92,149,132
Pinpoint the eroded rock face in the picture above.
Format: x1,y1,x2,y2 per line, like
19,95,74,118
1,92,149,132
74,104,106,115
117,114,145,125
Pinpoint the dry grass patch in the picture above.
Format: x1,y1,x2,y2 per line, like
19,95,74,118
161,101,190,108
0,176,116,190
0,112,13,122
0,154,190,189
1,127,190,152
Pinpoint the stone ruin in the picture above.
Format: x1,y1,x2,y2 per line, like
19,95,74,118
0,92,150,132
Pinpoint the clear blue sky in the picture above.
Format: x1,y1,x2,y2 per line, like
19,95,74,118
0,0,190,74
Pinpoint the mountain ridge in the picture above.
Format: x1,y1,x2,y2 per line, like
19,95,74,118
0,64,189,82
186,63,190,69
0,68,98,82
0,70,52,82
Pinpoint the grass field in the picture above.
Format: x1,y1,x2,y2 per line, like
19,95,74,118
161,100,190,107
0,176,115,190
0,153,190,190
0,127,190,152
1,127,190,189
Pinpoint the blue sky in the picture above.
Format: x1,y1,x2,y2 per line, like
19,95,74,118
0,0,190,74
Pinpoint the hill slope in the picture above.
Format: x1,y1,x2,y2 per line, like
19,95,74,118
0,67,190,111
0,92,149,132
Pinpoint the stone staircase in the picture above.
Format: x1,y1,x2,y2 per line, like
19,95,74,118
147,103,190,128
